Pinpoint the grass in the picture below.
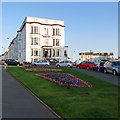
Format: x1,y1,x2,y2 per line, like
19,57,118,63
6,66,119,119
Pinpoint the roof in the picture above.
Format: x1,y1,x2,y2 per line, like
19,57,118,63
17,16,65,32
26,16,64,21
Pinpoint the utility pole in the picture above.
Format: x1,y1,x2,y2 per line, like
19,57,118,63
7,37,9,50
90,49,92,61
2,47,5,53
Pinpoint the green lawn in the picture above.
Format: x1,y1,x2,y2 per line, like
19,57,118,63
7,67,118,119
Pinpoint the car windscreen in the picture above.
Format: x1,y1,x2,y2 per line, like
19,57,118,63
60,61,64,63
100,62,104,66
112,62,120,65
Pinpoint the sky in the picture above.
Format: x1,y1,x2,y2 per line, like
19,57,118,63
1,2,118,60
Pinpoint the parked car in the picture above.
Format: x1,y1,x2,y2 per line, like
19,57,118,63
73,61,76,66
32,60,50,66
104,61,120,75
76,61,95,69
56,61,73,68
0,59,5,65
5,59,22,66
93,61,106,72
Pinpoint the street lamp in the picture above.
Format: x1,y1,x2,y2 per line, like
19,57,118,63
2,46,5,53
7,37,9,49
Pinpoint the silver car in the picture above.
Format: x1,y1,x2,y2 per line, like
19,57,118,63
32,60,50,66
56,61,73,68
104,61,120,75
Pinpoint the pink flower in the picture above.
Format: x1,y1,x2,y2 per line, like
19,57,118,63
20,66,24,68
25,69,32,71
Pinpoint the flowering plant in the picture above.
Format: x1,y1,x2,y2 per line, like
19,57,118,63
35,73,92,88
20,66,25,68
20,66,56,69
25,68,62,72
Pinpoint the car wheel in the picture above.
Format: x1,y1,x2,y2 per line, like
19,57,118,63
97,68,100,72
57,65,60,67
67,65,70,68
113,70,117,76
86,66,90,70
104,69,107,73
17,64,19,66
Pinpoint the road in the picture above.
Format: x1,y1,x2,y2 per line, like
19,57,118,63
2,67,60,119
72,67,120,86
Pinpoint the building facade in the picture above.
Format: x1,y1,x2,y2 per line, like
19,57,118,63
8,16,68,62
79,52,114,63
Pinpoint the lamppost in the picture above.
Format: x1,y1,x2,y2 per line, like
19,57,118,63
90,50,92,61
7,37,9,49
2,46,5,53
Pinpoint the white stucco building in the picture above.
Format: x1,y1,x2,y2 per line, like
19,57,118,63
79,52,114,63
8,16,68,62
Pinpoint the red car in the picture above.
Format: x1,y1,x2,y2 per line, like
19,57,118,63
76,61,95,69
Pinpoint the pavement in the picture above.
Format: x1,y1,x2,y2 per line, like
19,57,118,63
73,67,120,86
2,67,60,119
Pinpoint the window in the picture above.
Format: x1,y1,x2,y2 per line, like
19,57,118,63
31,38,33,45
31,58,33,62
44,39,48,46
34,59,38,62
31,49,33,56
56,28,59,35
19,53,21,58
34,49,38,56
56,39,59,46
34,37,38,45
53,49,55,57
65,61,69,63
56,49,59,57
31,26,33,33
53,39,55,46
53,28,55,35
53,28,60,35
34,26,38,34
64,50,67,57
44,28,48,35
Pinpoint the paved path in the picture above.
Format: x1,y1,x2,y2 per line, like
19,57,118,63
73,67,120,86
0,65,2,119
2,68,59,119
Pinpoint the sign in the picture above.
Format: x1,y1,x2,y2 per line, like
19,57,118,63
42,35,50,38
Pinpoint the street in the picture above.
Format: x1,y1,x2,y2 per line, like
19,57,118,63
2,67,59,119
72,67,120,86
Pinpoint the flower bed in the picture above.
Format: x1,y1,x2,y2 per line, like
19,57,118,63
20,65,56,68
35,73,92,88
25,68,62,72
20,66,25,68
